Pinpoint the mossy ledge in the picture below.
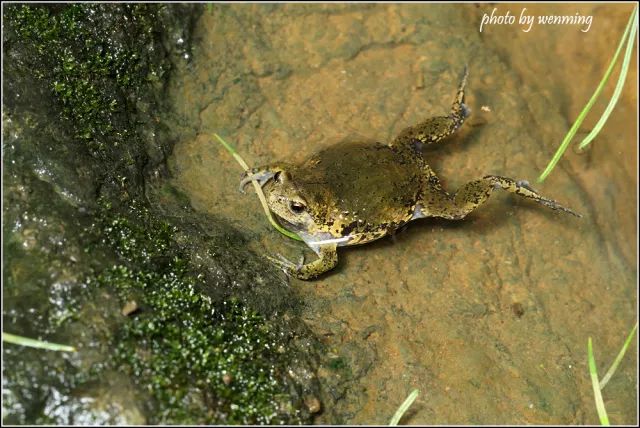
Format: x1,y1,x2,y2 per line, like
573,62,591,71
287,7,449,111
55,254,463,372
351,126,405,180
3,4,321,424
89,200,312,424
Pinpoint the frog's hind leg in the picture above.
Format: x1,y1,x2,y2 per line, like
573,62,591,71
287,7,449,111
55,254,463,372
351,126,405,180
391,66,470,150
417,174,581,220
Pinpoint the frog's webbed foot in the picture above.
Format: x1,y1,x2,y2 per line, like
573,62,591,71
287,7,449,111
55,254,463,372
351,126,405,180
391,65,470,151
266,253,304,276
239,164,291,193
451,64,470,124
266,244,338,280
505,178,582,217
239,169,275,193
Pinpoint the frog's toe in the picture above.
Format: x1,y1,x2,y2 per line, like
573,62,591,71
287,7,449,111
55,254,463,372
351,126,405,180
239,170,276,193
266,253,303,276
461,102,471,119
275,253,304,268
265,254,293,276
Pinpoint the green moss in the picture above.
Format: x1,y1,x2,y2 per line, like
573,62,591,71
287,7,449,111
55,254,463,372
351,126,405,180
5,4,314,423
6,4,162,157
96,200,174,266
328,356,348,371
90,201,307,424
106,266,301,424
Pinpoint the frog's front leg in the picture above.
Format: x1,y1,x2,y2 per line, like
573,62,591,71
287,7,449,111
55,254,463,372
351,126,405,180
267,243,338,280
391,65,470,150
239,164,289,193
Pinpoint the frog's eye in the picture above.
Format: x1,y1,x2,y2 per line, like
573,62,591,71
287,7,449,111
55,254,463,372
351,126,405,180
289,200,306,214
273,170,292,184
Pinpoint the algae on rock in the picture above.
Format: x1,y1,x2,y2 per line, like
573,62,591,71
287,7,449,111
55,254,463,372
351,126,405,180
3,4,323,424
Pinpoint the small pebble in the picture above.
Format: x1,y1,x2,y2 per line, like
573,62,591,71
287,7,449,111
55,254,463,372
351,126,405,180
222,373,233,385
304,396,321,414
511,302,525,318
121,300,138,316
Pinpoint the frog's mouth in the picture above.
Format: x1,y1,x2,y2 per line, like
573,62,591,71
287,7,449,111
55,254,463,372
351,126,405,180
272,213,301,233
273,213,353,247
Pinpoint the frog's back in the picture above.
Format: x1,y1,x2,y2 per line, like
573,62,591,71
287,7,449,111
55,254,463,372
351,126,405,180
294,140,422,227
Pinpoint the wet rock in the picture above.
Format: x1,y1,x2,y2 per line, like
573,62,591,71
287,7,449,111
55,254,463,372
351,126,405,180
3,3,325,425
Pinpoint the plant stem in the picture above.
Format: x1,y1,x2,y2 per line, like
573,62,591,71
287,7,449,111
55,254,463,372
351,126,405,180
537,6,637,183
213,133,303,241
599,322,638,390
588,337,610,426
2,332,76,352
579,6,638,150
389,389,420,425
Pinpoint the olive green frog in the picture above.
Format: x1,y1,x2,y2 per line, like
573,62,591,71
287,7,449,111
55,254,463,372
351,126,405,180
240,67,581,280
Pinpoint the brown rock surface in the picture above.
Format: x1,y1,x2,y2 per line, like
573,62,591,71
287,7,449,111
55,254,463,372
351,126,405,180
167,3,637,424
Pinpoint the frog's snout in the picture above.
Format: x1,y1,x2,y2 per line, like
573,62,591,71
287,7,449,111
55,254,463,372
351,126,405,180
239,170,275,193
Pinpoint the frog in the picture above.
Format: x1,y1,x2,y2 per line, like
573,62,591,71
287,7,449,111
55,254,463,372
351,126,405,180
239,67,581,280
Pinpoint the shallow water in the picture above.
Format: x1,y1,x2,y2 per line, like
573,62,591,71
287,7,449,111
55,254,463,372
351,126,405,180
168,3,637,424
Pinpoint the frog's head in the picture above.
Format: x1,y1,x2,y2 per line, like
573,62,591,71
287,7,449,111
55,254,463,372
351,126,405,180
240,165,321,235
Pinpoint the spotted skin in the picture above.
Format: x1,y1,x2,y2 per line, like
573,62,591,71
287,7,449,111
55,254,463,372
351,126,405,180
241,67,580,280
267,243,338,280
415,174,582,220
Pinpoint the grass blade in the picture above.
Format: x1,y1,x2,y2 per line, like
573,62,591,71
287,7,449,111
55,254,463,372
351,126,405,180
389,389,419,426
588,337,610,426
213,133,303,241
599,322,638,390
578,7,638,150
3,332,76,352
537,6,637,183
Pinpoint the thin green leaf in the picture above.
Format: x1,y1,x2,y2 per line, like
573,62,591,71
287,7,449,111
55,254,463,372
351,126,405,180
213,133,303,241
579,7,638,150
389,389,420,426
3,332,76,353
588,337,610,426
600,322,638,390
537,6,637,183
